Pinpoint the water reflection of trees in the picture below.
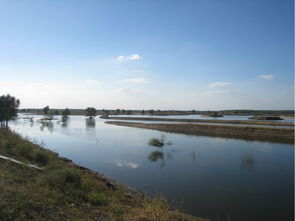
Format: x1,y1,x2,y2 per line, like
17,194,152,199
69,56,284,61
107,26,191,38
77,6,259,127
61,115,69,127
148,144,165,168
40,121,54,132
241,150,255,171
85,117,96,128
148,151,164,162
85,117,98,142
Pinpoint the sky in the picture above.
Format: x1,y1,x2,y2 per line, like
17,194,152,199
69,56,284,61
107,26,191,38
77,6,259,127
0,0,294,110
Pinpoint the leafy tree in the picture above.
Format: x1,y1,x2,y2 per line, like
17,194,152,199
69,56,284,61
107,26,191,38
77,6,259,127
47,111,54,120
141,110,145,115
149,109,154,115
54,110,59,115
192,109,196,114
43,106,49,115
116,109,121,114
85,107,96,118
62,108,71,116
61,108,71,124
0,94,20,127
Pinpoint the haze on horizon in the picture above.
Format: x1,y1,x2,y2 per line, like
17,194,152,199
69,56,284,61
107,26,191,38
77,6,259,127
0,0,294,110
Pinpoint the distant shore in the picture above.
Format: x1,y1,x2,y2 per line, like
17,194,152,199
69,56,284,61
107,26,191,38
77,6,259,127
105,121,294,144
101,116,294,127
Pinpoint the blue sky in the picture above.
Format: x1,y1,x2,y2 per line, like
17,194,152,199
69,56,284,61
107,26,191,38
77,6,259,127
0,0,293,110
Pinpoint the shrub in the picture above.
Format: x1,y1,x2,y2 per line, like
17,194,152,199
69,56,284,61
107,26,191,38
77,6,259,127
44,168,81,190
35,151,49,166
88,190,108,206
148,135,166,147
18,143,35,161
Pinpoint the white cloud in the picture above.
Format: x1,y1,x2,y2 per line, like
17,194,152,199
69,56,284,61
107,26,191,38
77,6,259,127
207,90,239,94
208,82,232,88
116,161,140,168
122,69,144,73
84,79,98,83
193,89,239,96
27,83,51,89
116,54,143,62
122,77,150,84
111,87,142,95
258,74,273,80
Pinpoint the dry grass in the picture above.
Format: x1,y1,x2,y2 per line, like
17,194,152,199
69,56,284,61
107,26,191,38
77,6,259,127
103,116,294,127
105,121,294,144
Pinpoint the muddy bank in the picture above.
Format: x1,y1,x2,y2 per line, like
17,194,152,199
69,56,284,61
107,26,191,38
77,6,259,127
101,116,294,127
105,121,294,144
249,116,284,120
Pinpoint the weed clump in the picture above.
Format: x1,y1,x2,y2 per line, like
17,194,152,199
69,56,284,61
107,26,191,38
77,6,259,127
35,151,49,166
44,168,81,190
148,135,166,147
88,190,108,206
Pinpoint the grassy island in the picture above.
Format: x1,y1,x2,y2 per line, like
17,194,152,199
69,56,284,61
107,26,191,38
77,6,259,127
105,121,294,144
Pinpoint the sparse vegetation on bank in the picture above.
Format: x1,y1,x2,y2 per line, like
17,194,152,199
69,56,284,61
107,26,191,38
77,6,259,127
105,121,294,144
101,116,294,127
0,129,207,221
249,116,284,120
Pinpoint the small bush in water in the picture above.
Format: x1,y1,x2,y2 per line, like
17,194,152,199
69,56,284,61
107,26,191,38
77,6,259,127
149,135,166,147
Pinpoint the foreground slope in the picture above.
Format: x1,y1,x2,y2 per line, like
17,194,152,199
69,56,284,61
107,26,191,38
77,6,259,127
0,129,207,221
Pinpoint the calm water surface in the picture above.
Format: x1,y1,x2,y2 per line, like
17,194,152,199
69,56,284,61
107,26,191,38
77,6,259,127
11,115,294,221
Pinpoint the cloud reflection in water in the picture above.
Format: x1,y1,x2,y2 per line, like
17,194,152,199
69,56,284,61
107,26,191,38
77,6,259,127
116,161,140,169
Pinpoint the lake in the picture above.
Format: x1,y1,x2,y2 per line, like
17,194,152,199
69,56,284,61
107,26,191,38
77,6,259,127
11,114,294,221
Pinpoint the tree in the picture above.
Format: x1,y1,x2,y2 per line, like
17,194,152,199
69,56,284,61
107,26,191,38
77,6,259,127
47,111,54,120
149,109,154,115
43,106,49,115
62,108,71,116
141,110,145,115
54,110,59,115
61,108,71,123
85,107,96,118
192,109,196,114
0,94,20,127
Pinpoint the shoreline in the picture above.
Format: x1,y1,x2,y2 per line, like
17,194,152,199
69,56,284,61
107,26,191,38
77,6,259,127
101,116,294,127
105,121,294,144
0,129,207,221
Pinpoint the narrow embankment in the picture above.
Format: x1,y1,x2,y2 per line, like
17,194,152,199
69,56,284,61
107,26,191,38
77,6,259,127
101,116,294,127
105,121,294,144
